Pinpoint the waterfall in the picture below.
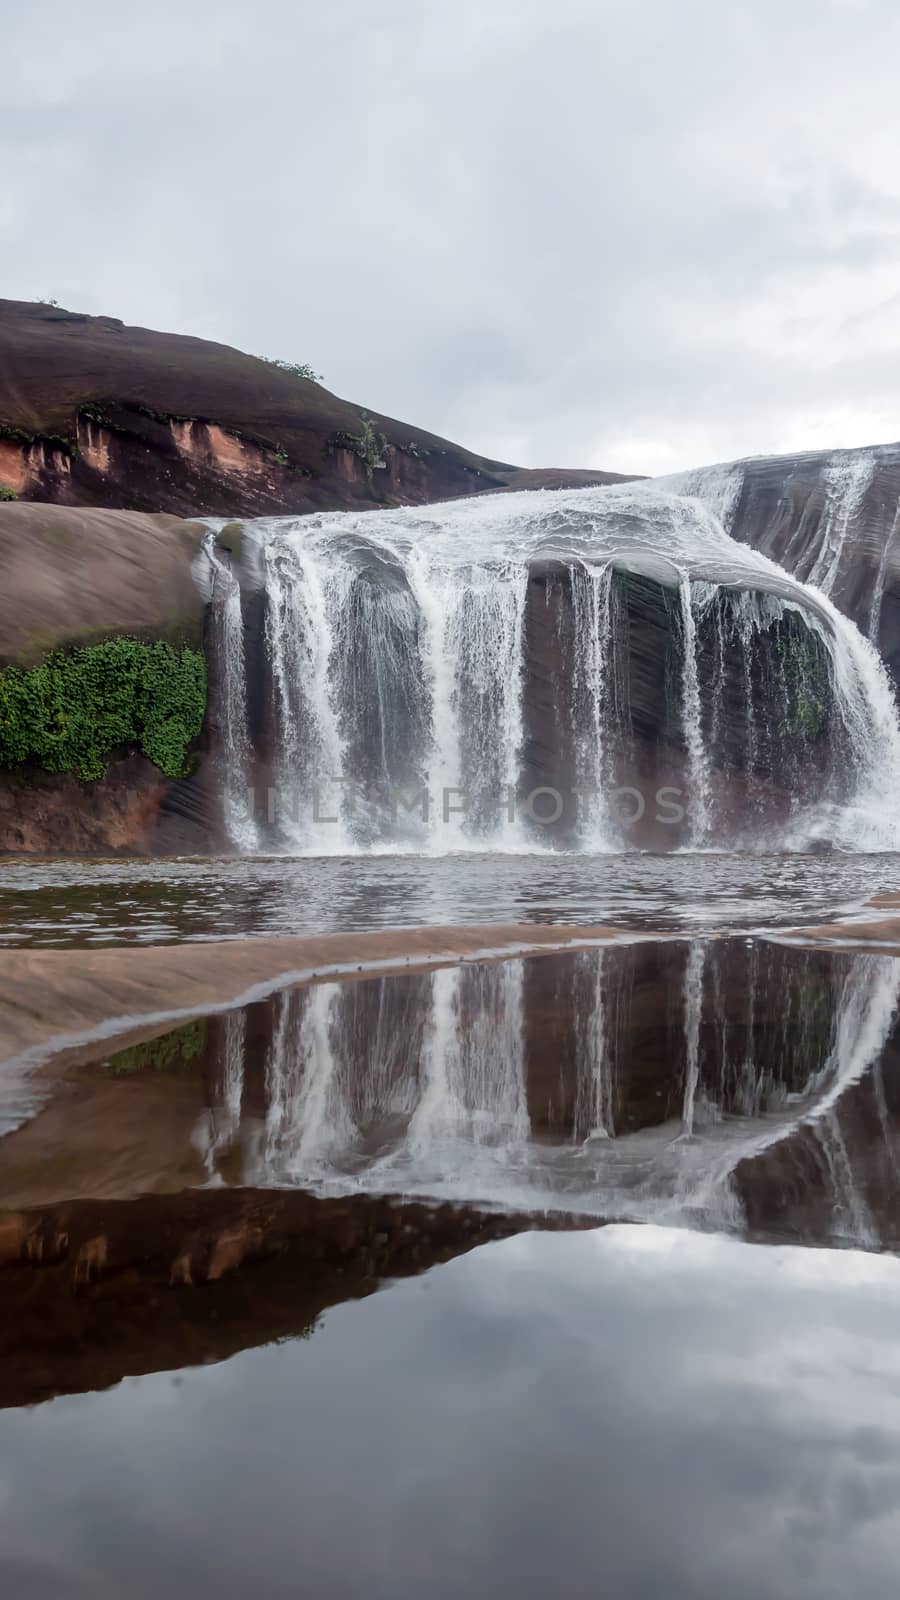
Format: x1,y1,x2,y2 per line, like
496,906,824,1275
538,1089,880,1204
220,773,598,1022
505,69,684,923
205,478,900,855
869,499,900,645
678,578,711,846
660,463,745,535
203,535,258,851
406,551,529,846
789,592,900,850
571,564,617,848
263,540,355,851
808,450,876,595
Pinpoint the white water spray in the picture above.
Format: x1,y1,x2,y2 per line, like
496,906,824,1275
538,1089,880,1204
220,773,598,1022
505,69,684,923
809,450,876,595
206,476,900,854
203,536,259,851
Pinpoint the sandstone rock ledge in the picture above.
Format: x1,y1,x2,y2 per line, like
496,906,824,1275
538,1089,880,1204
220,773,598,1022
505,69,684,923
0,503,215,853
0,922,625,1068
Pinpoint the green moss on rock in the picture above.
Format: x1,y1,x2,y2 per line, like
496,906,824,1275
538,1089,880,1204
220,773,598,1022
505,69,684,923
0,637,206,781
103,1018,208,1075
778,623,831,740
215,521,244,561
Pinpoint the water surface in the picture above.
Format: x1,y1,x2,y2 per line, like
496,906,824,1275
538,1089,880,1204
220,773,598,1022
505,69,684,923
2,850,898,946
1,1225,899,1599
5,940,898,1249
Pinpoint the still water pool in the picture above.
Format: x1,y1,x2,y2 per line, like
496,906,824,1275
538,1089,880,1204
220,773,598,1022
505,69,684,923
1,1226,898,1599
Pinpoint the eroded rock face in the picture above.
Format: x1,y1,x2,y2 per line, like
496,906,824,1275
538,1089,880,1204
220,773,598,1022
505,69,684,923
0,298,629,515
0,755,215,857
517,563,831,847
722,444,900,682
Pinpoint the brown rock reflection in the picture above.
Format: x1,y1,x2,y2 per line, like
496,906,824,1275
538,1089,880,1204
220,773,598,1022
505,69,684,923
0,1189,594,1410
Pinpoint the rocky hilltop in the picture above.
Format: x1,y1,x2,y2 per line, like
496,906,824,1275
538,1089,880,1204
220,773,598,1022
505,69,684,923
0,299,626,515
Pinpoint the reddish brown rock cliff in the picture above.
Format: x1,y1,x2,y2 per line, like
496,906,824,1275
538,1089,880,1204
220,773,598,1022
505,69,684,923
0,299,629,515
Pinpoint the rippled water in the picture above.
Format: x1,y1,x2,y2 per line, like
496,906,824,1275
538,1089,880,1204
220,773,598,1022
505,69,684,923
2,850,898,946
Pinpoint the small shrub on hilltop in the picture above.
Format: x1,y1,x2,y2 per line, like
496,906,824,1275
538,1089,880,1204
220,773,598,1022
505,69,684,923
261,356,323,383
0,638,206,781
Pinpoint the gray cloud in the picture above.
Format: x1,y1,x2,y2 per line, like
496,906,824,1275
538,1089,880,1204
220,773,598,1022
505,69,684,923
4,0,900,474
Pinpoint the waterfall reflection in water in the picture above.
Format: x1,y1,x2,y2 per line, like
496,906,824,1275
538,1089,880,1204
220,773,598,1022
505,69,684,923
15,938,892,1251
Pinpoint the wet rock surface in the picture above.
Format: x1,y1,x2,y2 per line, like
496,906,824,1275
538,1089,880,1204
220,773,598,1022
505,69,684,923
519,564,831,845
712,443,900,682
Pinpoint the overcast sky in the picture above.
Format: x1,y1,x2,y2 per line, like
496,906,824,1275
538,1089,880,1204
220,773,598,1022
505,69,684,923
5,0,900,475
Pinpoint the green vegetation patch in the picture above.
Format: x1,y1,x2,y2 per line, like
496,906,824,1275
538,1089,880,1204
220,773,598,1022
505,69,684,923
0,637,206,781
103,1018,208,1076
327,412,388,480
777,620,831,740
215,521,244,560
261,356,323,383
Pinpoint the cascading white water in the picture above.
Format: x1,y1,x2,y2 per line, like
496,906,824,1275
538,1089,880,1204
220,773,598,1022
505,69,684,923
870,499,900,644
808,450,876,595
678,580,711,847
203,535,259,851
410,552,530,847
206,476,900,854
571,564,617,848
263,542,355,851
664,450,878,600
660,462,745,535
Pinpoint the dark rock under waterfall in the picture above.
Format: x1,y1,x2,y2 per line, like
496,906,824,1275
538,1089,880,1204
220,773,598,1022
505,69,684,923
725,443,900,683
